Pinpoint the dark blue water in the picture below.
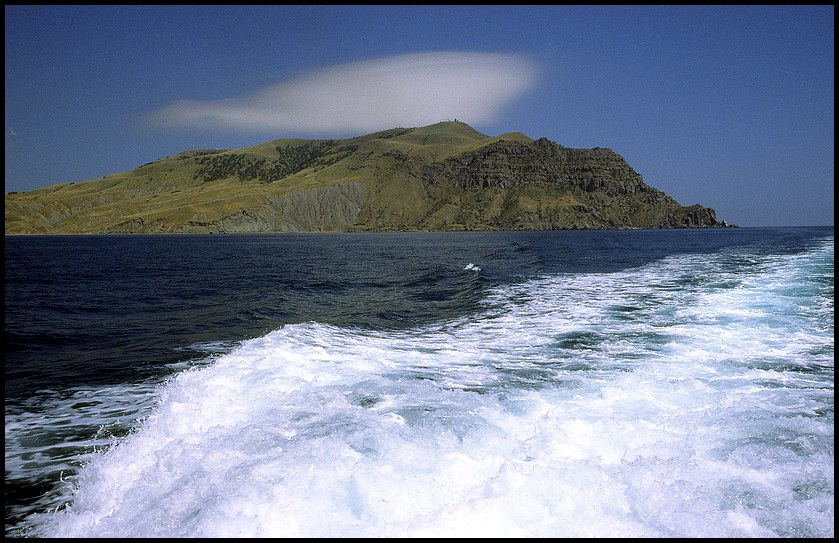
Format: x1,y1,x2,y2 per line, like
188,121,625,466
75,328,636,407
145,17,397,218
4,228,834,537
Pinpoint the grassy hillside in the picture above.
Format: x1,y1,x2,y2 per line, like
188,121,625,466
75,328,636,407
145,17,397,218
5,121,721,234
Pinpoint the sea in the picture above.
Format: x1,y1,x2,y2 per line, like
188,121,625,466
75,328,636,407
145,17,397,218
4,227,834,538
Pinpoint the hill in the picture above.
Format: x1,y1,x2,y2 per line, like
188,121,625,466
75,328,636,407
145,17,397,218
4,121,724,234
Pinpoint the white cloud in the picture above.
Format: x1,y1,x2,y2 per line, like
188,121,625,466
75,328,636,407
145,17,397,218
149,51,538,133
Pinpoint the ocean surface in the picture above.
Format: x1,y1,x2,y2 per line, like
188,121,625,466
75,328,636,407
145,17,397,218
4,227,834,537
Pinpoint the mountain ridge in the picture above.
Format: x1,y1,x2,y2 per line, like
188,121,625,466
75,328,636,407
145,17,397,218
4,121,729,234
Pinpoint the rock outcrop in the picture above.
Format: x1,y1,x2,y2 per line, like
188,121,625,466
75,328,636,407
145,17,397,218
424,138,645,195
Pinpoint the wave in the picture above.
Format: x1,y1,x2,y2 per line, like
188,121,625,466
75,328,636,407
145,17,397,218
20,239,835,537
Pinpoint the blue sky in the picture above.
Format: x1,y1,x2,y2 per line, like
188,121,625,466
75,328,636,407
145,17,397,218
4,5,834,226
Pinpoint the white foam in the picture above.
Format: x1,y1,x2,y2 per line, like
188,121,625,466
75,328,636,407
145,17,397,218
27,241,834,538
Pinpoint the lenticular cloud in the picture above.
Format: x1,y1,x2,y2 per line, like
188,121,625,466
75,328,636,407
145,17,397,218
150,51,538,133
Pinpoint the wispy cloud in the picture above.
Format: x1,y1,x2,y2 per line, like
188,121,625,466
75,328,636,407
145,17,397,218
149,51,538,133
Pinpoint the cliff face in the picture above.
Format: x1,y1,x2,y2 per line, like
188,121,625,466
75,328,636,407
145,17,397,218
417,137,719,230
4,121,723,234
424,138,645,194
